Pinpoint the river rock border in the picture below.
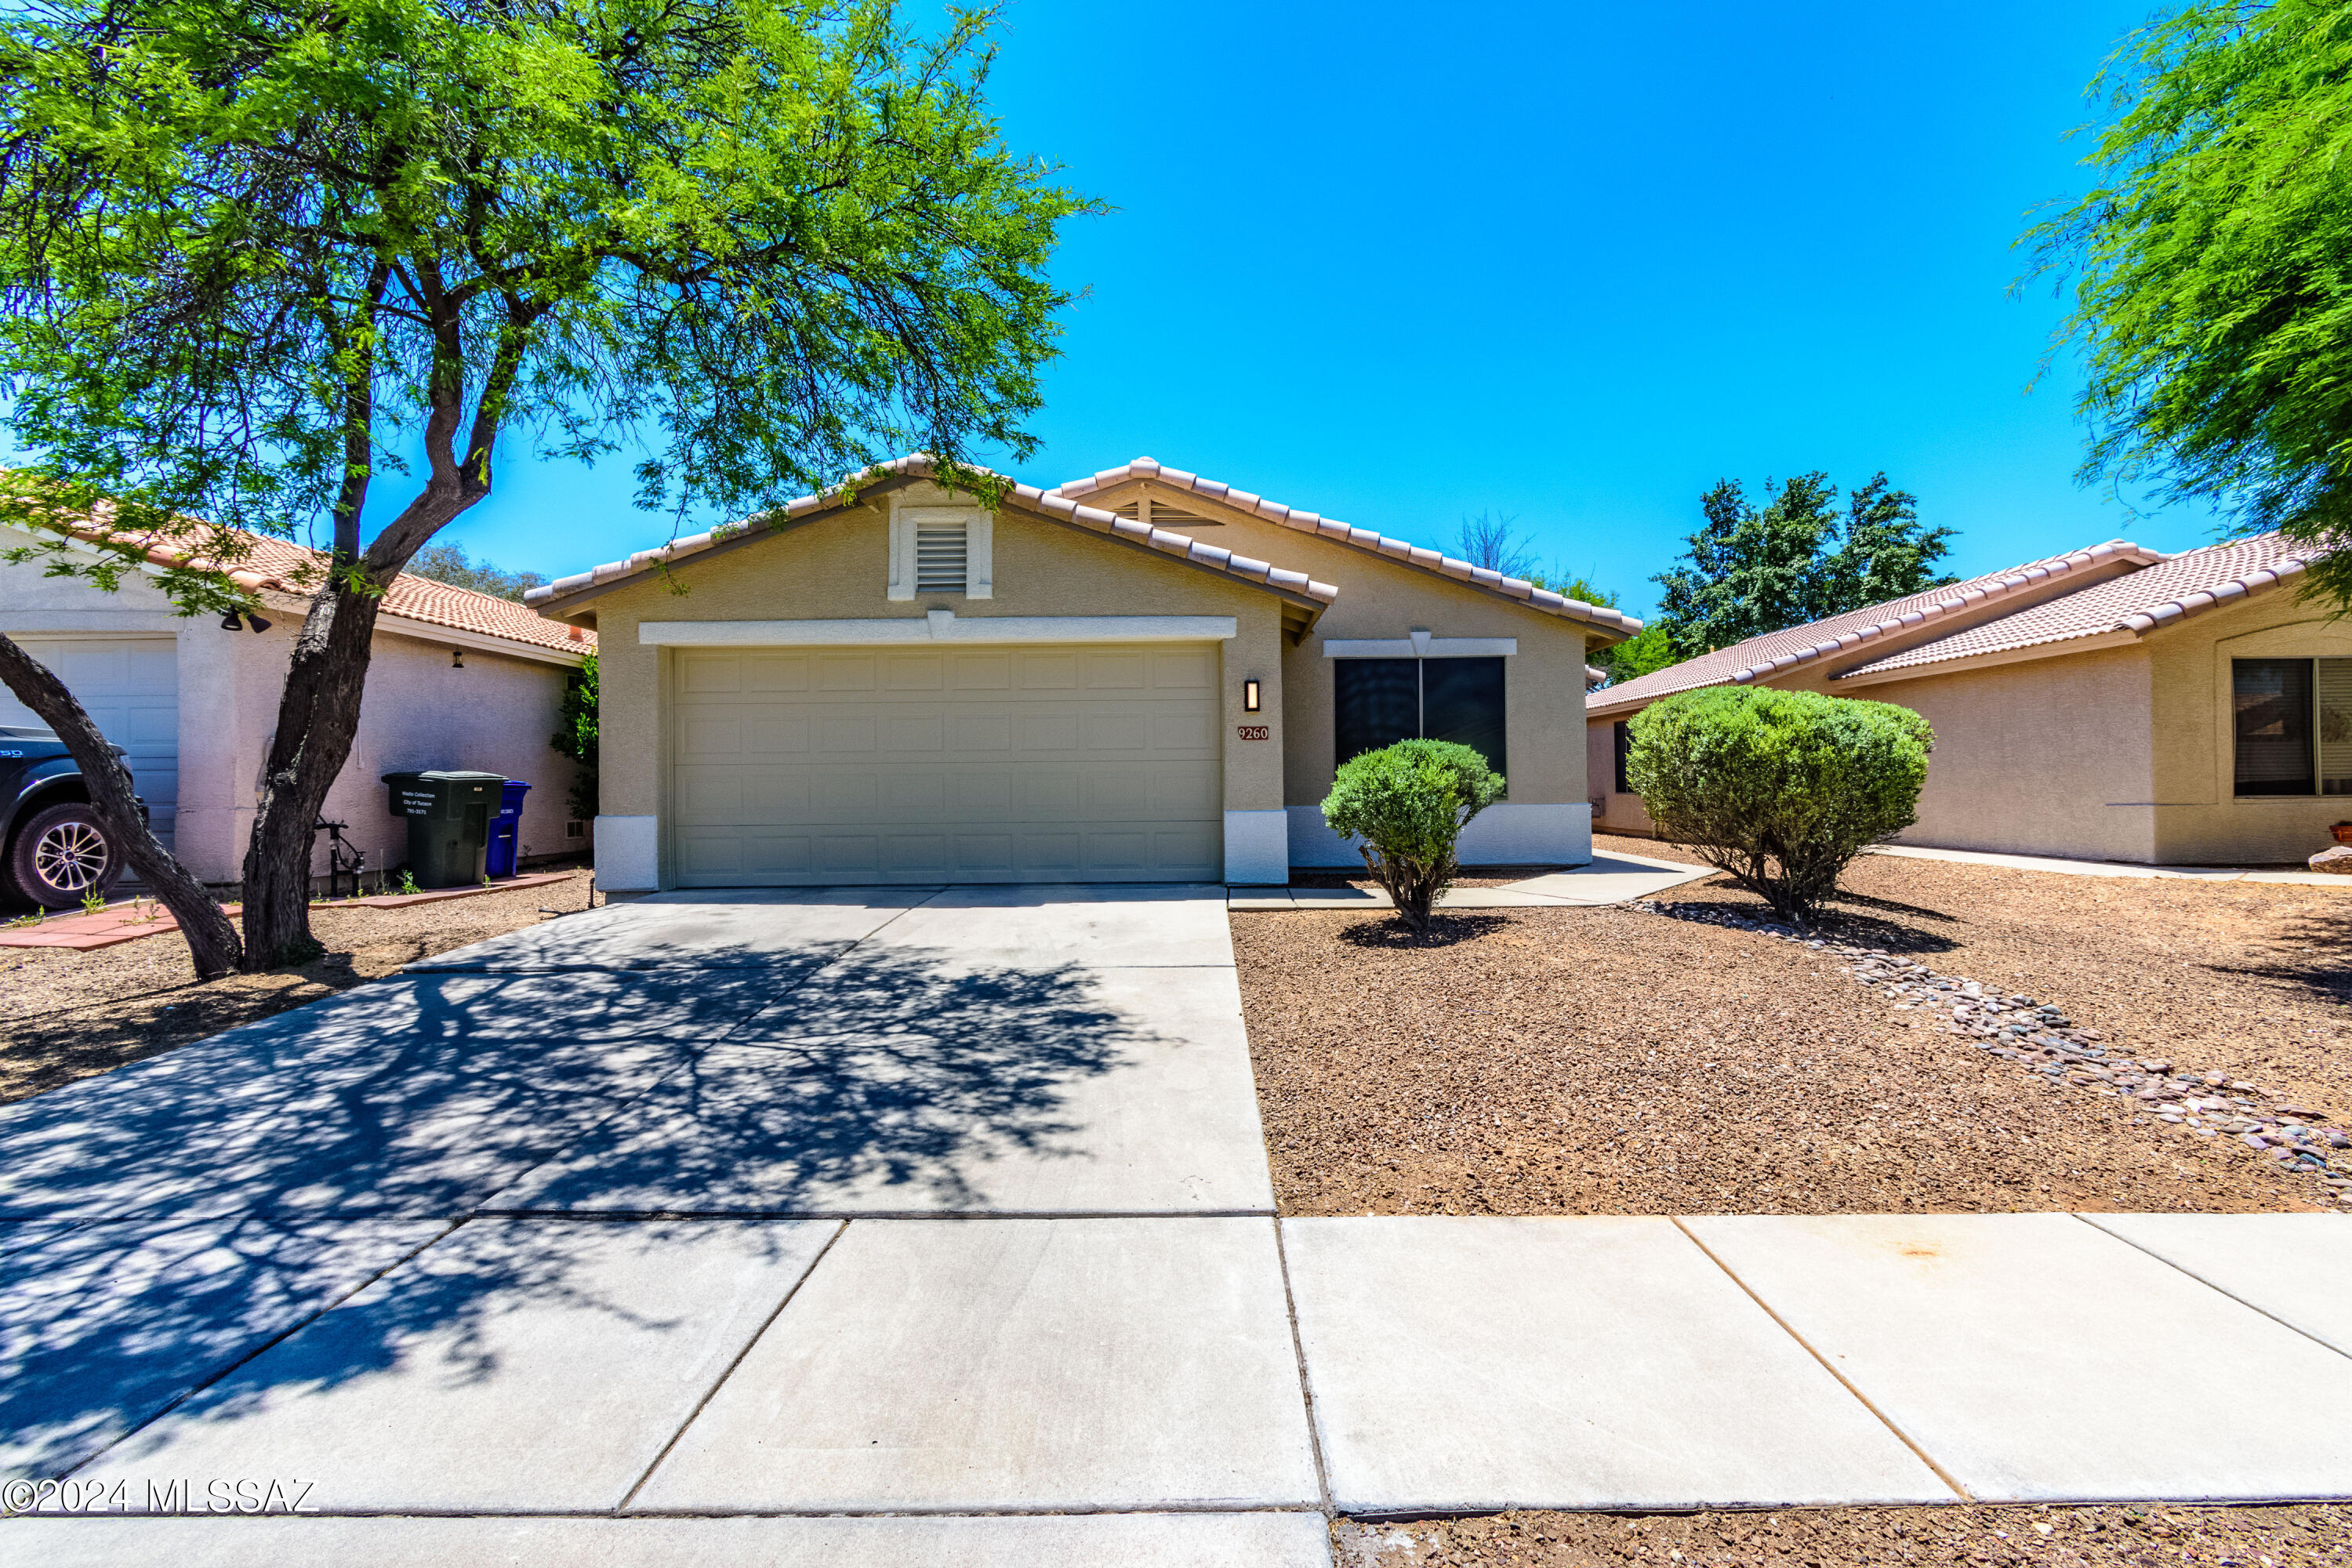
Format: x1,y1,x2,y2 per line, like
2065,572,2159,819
1632,899,2352,1210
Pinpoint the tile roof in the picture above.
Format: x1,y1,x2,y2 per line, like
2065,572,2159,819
525,453,1341,613
1045,457,1644,639
1834,531,2318,680
1588,539,2166,713
41,514,593,656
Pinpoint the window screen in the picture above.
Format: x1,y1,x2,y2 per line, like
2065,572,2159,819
1613,721,1632,794
914,519,967,594
2234,659,2314,796
1422,657,1507,779
1334,659,1421,765
2322,659,2352,795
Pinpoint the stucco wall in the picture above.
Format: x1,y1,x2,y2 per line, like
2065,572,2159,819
1070,480,1596,809
2,549,580,884
1862,648,2156,862
576,481,1284,887
2138,590,2352,865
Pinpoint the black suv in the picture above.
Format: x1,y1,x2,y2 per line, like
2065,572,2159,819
0,725,142,909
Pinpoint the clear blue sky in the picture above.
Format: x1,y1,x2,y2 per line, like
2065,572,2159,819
439,0,2222,622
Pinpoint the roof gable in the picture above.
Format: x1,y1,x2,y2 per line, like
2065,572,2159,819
1832,532,2321,683
527,455,1340,637
1588,539,2165,714
1046,457,1643,642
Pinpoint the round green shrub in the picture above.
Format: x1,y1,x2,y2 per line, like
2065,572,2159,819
1321,738,1505,932
1626,686,1932,927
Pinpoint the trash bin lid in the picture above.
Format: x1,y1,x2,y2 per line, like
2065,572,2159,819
383,769,510,786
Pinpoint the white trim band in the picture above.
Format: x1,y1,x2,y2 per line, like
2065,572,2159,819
1322,634,1517,659
639,612,1239,647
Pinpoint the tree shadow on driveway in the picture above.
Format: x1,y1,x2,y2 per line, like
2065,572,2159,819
0,950,1162,1485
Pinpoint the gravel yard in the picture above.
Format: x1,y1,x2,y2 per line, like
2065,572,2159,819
1335,1502,2352,1568
0,869,598,1105
1238,837,2347,1216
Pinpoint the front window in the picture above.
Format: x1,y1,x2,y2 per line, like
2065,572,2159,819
2232,657,2352,795
1333,656,1507,779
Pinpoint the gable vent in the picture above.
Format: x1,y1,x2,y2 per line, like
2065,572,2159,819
1114,499,1221,528
915,519,968,593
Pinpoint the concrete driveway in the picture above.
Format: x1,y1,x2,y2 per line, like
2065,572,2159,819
6,885,2351,1564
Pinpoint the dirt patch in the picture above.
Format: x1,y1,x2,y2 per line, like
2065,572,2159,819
1612,835,2352,1125
0,869,598,1105
1236,895,2323,1216
1334,1503,2352,1568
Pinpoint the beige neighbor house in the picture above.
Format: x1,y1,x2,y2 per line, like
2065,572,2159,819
0,524,593,887
1586,531,2350,867
525,455,1642,890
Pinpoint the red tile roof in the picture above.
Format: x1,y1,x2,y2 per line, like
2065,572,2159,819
1834,532,2318,680
1587,539,2166,715
1045,457,1644,639
47,516,593,657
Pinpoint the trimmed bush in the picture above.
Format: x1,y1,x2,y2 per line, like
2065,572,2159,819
1321,739,1505,933
1626,686,1932,927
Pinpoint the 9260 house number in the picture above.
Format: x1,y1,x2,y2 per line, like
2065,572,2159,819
1236,725,1270,741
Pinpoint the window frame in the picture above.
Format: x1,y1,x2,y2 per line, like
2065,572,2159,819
2230,655,2352,797
1329,652,1508,785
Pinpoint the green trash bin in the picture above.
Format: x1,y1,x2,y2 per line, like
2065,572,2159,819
382,770,508,888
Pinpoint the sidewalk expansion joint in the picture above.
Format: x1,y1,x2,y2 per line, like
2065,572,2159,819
2070,1212,2352,1363
1269,1217,1338,1522
1668,1216,1973,1503
615,1217,851,1510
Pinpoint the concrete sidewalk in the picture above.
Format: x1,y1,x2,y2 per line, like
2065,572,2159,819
1870,842,2352,886
5,887,2350,1565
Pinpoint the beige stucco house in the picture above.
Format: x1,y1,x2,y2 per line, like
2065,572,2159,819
525,455,1641,890
1,524,593,887
1588,531,2346,866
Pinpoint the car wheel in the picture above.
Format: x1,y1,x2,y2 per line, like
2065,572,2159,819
8,802,126,909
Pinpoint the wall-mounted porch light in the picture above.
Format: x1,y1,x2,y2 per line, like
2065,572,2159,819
1243,678,1261,713
451,648,466,669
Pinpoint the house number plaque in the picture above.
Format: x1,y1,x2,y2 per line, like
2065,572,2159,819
1236,725,1270,741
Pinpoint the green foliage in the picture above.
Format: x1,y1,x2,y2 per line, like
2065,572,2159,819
1626,686,1933,927
1650,474,1955,658
1599,625,1679,683
1321,739,1505,934
0,0,1096,597
551,650,598,822
408,543,546,602
2027,2,2352,604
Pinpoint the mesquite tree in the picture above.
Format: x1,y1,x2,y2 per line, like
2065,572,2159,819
0,0,1089,969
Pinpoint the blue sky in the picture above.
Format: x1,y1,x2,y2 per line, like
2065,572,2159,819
441,0,2220,621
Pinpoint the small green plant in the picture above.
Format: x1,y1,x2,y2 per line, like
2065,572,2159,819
1320,739,1506,935
394,869,421,896
79,890,107,916
8,911,42,928
1626,685,1933,928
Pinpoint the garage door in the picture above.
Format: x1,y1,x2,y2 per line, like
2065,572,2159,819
670,642,1224,885
0,635,180,853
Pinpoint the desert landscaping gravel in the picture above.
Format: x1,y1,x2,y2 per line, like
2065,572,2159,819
1239,839,2344,1216
0,869,597,1104
1334,1502,2352,1568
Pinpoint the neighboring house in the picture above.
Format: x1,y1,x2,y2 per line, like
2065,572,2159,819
1587,532,2344,866
525,455,1640,890
1,525,593,887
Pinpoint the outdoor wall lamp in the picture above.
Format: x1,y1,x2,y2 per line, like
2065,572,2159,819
451,648,466,669
1243,678,1261,713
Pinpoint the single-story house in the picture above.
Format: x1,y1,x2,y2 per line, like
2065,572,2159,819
1587,530,2346,866
1,524,593,887
525,455,1641,889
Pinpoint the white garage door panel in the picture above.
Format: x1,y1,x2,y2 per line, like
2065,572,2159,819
671,643,1223,885
0,636,179,853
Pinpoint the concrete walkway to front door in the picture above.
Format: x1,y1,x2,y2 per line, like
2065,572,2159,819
4,884,2351,1566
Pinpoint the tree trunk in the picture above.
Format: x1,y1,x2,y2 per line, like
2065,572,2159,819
236,578,391,967
0,632,245,978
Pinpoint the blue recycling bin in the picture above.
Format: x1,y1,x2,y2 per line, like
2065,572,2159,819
485,779,531,880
